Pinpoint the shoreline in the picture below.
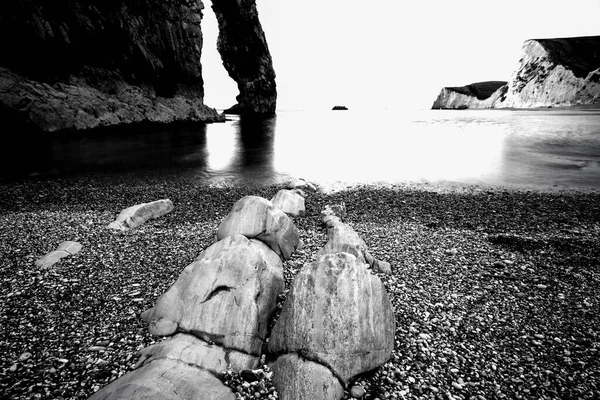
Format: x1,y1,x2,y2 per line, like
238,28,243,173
1,177,599,399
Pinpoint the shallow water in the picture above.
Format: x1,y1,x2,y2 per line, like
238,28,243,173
3,108,600,189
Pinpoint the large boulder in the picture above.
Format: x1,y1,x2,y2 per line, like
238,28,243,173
270,354,344,400
270,189,306,217
35,240,82,269
217,196,300,260
135,333,259,374
88,358,235,400
268,252,395,385
108,199,174,231
142,235,284,355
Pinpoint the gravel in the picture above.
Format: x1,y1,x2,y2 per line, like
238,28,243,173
1,176,599,399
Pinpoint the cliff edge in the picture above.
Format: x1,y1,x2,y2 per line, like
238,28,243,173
0,0,277,132
432,35,600,109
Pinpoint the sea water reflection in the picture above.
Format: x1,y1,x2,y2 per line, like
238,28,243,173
3,109,600,189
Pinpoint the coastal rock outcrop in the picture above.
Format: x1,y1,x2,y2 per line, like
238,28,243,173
0,0,276,132
432,35,600,109
211,0,277,115
431,81,507,109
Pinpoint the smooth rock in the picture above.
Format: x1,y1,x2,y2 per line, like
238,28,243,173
143,235,284,355
288,178,318,193
136,333,258,374
217,196,300,260
107,199,173,231
350,385,366,398
88,358,235,400
318,223,392,275
268,253,396,385
270,354,344,400
270,189,306,217
35,240,83,269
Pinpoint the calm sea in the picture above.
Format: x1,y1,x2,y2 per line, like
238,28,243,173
3,108,600,189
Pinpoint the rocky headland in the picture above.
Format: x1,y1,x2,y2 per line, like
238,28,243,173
0,0,276,132
432,35,600,109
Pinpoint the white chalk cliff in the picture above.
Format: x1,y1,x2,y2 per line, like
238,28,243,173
432,35,600,109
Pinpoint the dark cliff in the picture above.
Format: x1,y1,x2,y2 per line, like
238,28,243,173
211,0,277,115
432,35,600,109
0,0,278,132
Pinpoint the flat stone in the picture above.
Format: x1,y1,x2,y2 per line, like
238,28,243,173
269,253,395,385
217,196,300,260
88,358,235,400
35,250,71,269
107,199,173,231
270,354,343,400
142,235,284,355
57,241,82,255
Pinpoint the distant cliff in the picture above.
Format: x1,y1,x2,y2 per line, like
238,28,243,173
0,0,276,132
432,36,600,109
432,81,507,109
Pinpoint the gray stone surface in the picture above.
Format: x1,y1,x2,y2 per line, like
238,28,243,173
271,189,306,217
269,252,396,385
136,333,258,374
270,354,344,400
35,241,82,269
217,196,300,260
108,199,174,231
88,358,235,400
142,235,284,355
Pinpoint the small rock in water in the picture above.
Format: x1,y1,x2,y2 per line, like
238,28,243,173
350,385,366,398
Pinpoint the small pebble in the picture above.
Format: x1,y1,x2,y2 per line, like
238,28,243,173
350,385,365,398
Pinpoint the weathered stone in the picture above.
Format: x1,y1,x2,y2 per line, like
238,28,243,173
142,235,284,355
270,354,344,400
88,358,235,400
318,222,392,275
321,203,346,222
136,333,258,374
108,199,173,231
268,253,395,385
288,178,318,193
35,241,82,269
217,196,300,260
271,189,306,217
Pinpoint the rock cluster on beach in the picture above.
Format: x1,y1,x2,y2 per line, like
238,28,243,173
3,177,600,400
90,191,304,399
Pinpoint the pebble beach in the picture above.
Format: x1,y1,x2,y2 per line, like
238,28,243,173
1,176,599,399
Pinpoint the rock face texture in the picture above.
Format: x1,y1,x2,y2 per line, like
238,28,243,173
211,0,277,115
0,0,277,131
268,252,396,387
217,196,300,260
142,234,284,355
88,358,235,400
0,0,225,131
270,189,306,218
432,36,600,109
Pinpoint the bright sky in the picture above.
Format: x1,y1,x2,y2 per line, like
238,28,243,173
201,0,600,111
